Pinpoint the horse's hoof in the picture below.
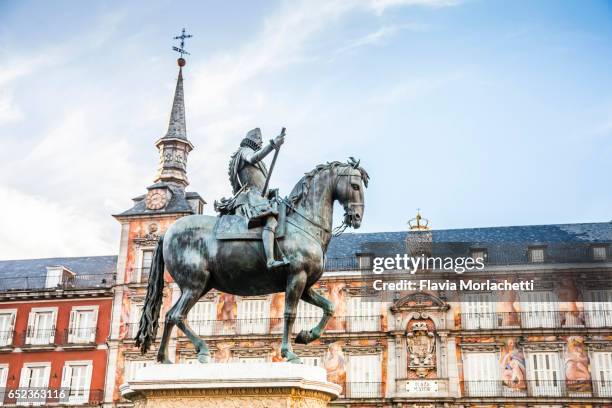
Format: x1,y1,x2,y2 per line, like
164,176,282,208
295,330,311,344
197,353,211,363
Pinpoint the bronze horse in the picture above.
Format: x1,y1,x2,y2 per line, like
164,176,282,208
136,159,369,364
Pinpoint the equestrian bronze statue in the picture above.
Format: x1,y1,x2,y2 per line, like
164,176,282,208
136,128,369,364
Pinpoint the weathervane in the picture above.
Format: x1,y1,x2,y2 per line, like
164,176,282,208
173,28,193,60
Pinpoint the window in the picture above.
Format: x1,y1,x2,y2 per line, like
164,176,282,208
140,250,154,282
125,360,154,381
527,352,562,397
236,299,269,334
463,352,499,396
470,248,487,264
347,355,381,398
592,352,612,397
129,303,144,338
187,301,216,335
26,308,57,345
60,361,92,404
68,307,98,343
584,290,612,328
593,245,608,260
293,300,323,334
347,296,379,331
356,253,373,270
520,292,559,328
0,310,16,347
18,363,51,406
528,247,545,263
0,364,8,406
461,293,495,329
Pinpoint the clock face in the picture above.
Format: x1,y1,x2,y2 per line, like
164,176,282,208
146,189,168,210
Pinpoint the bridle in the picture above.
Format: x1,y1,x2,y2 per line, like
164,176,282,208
331,165,364,236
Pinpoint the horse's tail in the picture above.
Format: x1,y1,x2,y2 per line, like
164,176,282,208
135,235,165,354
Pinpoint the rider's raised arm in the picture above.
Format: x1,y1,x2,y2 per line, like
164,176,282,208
244,139,277,164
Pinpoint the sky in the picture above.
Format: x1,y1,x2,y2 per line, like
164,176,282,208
0,0,611,260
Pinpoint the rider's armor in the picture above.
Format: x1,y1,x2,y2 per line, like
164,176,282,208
219,128,289,270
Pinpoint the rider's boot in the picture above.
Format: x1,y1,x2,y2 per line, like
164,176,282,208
263,218,289,270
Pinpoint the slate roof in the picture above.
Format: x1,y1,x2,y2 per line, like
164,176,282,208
0,255,117,291
325,222,612,268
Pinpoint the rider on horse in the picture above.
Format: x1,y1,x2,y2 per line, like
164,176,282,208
215,127,289,270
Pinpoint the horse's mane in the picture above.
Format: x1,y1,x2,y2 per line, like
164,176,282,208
287,158,369,210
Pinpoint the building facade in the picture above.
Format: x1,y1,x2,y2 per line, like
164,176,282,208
0,257,115,406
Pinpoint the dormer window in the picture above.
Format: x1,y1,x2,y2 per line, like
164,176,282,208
45,266,75,289
528,246,546,263
470,248,487,264
593,245,608,261
356,253,373,270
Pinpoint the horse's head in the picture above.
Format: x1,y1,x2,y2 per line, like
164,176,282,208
332,158,369,229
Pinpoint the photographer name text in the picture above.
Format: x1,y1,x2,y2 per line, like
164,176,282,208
372,279,535,291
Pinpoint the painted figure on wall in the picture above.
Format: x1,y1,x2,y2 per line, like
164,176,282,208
217,293,237,334
326,282,346,331
269,293,284,333
214,342,233,363
557,278,584,327
565,336,591,392
324,341,346,392
500,338,526,390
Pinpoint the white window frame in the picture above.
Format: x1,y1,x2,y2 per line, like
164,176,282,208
293,300,323,334
301,356,323,368
346,296,379,332
26,307,57,345
346,354,381,398
236,298,269,335
584,290,612,328
528,247,545,263
593,245,608,260
461,293,496,329
0,364,8,407
520,292,559,328
68,306,98,344
592,351,612,397
60,360,92,405
526,351,563,397
187,300,217,336
18,362,51,406
136,248,155,283
462,351,500,396
0,309,16,347
129,302,144,338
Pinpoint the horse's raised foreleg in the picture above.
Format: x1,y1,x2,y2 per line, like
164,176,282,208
295,287,334,345
281,271,307,364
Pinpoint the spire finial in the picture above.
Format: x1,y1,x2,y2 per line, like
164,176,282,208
409,208,430,230
173,28,193,67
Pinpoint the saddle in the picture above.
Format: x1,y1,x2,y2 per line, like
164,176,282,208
214,201,287,240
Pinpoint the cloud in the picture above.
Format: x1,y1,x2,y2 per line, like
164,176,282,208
334,23,429,55
368,0,462,14
0,186,115,260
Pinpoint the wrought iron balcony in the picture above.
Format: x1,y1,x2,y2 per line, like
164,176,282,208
461,380,612,398
18,327,57,347
459,310,612,330
0,273,115,292
344,382,383,398
130,267,151,283
60,327,98,345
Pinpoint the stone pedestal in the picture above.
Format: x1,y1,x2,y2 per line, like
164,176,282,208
120,362,341,408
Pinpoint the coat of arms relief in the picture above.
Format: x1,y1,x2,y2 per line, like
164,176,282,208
406,321,436,378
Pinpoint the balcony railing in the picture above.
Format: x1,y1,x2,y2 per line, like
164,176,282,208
0,273,115,292
123,315,381,340
0,330,14,347
460,310,612,330
344,382,383,398
461,380,612,398
130,267,151,283
61,327,98,345
0,388,104,406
